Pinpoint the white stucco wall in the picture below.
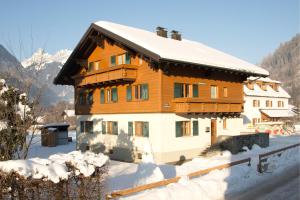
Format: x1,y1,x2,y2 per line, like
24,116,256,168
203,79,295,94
76,113,243,163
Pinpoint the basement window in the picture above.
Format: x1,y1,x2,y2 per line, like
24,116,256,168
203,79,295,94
135,121,149,137
175,121,191,137
80,121,93,134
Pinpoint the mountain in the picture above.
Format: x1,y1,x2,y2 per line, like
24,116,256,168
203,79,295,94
260,34,300,107
21,48,73,104
0,45,73,105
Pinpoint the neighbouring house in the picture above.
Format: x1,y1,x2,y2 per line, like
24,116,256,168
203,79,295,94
242,77,296,134
62,109,75,120
61,109,76,129
54,21,268,163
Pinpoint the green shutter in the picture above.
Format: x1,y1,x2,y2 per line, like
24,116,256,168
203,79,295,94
193,84,199,97
126,86,132,101
113,122,118,135
80,121,84,133
193,121,199,136
102,121,106,134
125,53,130,64
175,121,182,137
128,122,133,136
110,56,116,66
112,88,118,102
141,84,148,100
100,89,105,104
142,122,149,137
174,83,182,98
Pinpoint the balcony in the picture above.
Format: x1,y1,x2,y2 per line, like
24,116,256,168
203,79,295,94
74,64,137,86
173,98,243,113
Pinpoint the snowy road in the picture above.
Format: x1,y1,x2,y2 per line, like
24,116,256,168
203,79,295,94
227,163,300,200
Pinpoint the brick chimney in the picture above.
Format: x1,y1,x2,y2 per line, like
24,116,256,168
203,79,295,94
171,30,182,41
156,27,167,38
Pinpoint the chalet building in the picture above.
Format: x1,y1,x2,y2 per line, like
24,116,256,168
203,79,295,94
54,21,268,163
242,77,296,131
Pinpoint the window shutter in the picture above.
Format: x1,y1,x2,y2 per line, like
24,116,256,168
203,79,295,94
110,56,116,66
126,86,132,101
80,121,84,133
125,53,130,64
193,121,199,136
128,122,133,136
193,84,199,97
174,83,182,98
141,84,149,100
112,88,118,102
102,121,106,134
100,89,105,104
142,122,149,137
113,122,118,135
175,121,182,137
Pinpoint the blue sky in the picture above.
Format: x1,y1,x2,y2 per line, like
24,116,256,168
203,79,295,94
0,0,298,63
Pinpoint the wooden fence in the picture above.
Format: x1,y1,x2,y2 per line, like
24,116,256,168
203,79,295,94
257,143,300,173
106,143,300,199
105,158,251,199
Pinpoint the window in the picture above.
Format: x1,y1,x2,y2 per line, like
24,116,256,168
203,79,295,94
88,62,94,72
126,86,132,101
252,118,257,125
80,121,93,134
247,82,254,90
107,121,118,135
117,55,123,65
86,91,93,105
100,89,105,104
193,84,199,98
278,101,284,107
134,84,149,100
174,83,194,98
110,56,116,66
175,121,191,137
79,92,85,105
223,87,228,97
135,121,149,137
125,53,130,64
138,55,143,65
107,89,111,102
253,100,260,107
266,100,272,107
193,121,199,136
223,119,227,129
94,61,100,70
128,122,133,136
210,86,218,99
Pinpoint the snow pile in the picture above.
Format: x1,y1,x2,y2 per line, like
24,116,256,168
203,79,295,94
133,142,164,186
22,48,72,69
0,151,108,183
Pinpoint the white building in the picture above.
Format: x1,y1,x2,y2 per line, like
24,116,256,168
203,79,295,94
243,77,295,132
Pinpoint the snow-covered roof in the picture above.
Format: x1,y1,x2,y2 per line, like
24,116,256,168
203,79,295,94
41,123,70,129
260,109,296,118
244,84,290,98
247,76,280,83
92,21,269,76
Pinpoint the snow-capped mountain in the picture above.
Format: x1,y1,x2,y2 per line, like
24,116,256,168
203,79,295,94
20,48,74,104
21,48,72,70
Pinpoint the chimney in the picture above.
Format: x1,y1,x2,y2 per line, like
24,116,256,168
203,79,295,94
171,30,182,41
156,26,167,38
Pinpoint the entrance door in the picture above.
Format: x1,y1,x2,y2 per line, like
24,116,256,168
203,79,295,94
211,119,217,145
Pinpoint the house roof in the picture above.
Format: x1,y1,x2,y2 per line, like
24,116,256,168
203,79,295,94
244,84,290,98
247,76,281,83
260,109,296,118
54,21,269,85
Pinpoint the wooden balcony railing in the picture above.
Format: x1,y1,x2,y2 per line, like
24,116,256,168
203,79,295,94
74,64,137,86
173,98,243,113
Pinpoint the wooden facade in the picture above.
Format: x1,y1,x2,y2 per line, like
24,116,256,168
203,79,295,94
69,36,246,115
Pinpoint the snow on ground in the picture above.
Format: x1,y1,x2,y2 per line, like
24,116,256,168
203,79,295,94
106,133,300,199
27,130,76,158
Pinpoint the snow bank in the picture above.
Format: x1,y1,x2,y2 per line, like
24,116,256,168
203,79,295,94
0,151,108,183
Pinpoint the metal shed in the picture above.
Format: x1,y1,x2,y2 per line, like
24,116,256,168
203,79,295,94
40,123,70,146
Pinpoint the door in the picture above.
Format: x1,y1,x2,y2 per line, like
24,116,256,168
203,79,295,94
211,119,217,145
